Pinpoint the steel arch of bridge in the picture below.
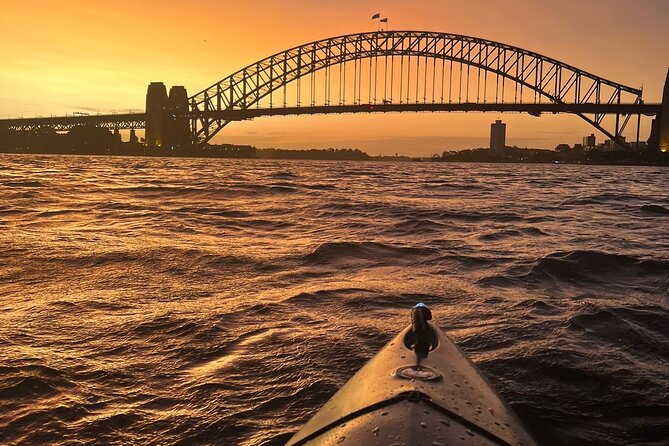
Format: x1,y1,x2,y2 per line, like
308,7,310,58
190,30,643,146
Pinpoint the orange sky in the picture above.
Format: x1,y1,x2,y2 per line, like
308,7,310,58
1,0,668,155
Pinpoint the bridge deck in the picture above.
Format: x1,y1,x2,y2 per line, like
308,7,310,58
0,103,661,131
196,103,662,120
0,113,147,131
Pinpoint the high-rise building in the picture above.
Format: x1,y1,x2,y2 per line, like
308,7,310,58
583,133,596,149
490,120,506,152
605,136,626,151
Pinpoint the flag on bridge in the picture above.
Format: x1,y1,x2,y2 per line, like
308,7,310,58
380,18,388,23
371,13,380,19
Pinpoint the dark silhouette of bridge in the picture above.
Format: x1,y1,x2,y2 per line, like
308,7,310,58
1,31,667,152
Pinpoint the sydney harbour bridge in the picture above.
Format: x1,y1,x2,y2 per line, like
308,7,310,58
2,31,668,152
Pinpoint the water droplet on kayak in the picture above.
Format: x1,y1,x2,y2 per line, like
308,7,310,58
439,419,451,427
336,436,345,443
432,442,445,446
466,430,474,437
381,411,389,416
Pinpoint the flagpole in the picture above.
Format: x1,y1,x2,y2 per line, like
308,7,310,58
371,12,381,32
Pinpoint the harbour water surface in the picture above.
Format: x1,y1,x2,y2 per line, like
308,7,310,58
0,155,668,445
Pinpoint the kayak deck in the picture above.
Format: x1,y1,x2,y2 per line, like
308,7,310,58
286,322,536,446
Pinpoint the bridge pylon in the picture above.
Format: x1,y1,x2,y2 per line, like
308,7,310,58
166,86,190,149
658,69,669,153
145,82,190,149
146,82,168,147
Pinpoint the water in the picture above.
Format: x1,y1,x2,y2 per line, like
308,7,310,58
0,154,667,446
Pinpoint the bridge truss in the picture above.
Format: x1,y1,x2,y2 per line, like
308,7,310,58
1,31,657,149
190,31,646,147
0,113,146,132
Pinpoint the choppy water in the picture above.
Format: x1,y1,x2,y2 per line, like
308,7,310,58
0,154,668,446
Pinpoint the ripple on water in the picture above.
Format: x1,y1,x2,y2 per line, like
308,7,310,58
0,157,667,446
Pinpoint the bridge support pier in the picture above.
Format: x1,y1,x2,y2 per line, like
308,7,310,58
166,86,190,149
145,82,190,150
146,82,168,148
658,69,669,153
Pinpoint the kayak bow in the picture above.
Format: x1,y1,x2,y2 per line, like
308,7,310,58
286,310,536,446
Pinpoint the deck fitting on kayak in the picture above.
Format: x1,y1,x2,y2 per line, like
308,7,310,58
395,365,442,381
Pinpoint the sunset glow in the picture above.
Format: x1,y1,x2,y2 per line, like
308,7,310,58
1,3,669,444
1,0,668,154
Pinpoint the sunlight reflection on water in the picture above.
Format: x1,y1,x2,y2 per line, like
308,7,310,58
0,155,667,445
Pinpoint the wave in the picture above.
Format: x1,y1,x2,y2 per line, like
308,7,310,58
106,183,301,200
434,253,501,270
282,288,375,309
479,250,669,293
528,250,668,282
95,202,157,212
383,218,449,235
216,218,294,231
412,208,540,223
174,206,252,218
109,185,209,197
34,209,80,218
0,206,25,216
567,305,669,356
301,183,336,191
303,241,436,266
422,181,491,191
3,180,43,188
131,315,193,337
0,373,66,400
561,192,642,206
478,227,549,241
268,171,299,179
641,204,669,216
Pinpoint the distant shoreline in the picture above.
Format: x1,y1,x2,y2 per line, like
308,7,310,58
1,146,667,167
438,147,669,167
